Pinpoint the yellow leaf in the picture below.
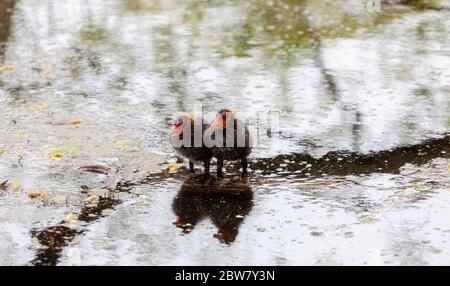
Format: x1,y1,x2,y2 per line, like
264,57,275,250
83,195,97,203
10,182,21,191
0,65,15,72
27,101,48,112
66,118,82,125
49,151,64,160
50,145,78,153
132,202,148,210
65,212,76,222
426,245,443,254
27,191,49,199
168,162,179,171
448,163,450,173
360,215,376,224
112,139,134,149
414,183,432,192
0,148,4,156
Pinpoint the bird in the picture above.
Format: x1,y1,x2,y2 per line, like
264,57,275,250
170,113,212,176
209,108,252,178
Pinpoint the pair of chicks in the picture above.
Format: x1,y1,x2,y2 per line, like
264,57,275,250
170,109,252,178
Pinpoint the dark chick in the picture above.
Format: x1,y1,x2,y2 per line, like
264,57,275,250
170,114,212,176
209,109,252,178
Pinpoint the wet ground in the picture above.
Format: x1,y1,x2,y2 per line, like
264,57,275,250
0,0,449,265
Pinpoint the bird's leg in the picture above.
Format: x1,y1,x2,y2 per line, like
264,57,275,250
193,161,211,180
241,158,248,178
189,161,194,173
217,158,224,178
204,160,210,176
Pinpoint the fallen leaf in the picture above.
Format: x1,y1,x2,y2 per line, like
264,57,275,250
50,145,79,153
132,202,148,210
414,183,432,192
426,245,443,254
48,151,64,160
27,101,48,112
0,65,15,72
0,148,4,156
10,182,21,191
83,195,97,203
360,215,377,224
168,162,179,171
112,138,134,149
66,118,82,125
27,191,49,199
65,212,77,223
448,163,450,173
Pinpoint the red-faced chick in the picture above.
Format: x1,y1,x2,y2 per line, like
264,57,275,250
170,114,212,176
209,109,252,178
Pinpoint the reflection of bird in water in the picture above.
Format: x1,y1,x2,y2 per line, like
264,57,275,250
172,177,253,244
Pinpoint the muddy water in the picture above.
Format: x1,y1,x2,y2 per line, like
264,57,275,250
0,0,449,265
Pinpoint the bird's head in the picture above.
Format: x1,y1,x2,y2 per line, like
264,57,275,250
171,113,194,136
212,108,235,129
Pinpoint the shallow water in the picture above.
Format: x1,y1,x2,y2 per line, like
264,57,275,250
55,158,449,266
0,0,449,265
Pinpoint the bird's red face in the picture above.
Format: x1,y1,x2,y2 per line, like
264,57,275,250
171,116,187,135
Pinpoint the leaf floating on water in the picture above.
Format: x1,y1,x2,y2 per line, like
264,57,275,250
112,138,135,150
27,191,49,199
50,145,79,153
65,212,77,223
27,101,48,112
168,162,179,171
414,183,432,192
10,182,21,191
83,195,98,203
49,151,64,160
426,245,443,254
360,215,377,224
132,202,149,210
66,118,82,125
80,164,110,175
0,65,15,72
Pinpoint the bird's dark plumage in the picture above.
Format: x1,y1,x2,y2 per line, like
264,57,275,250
171,115,212,175
209,109,252,178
